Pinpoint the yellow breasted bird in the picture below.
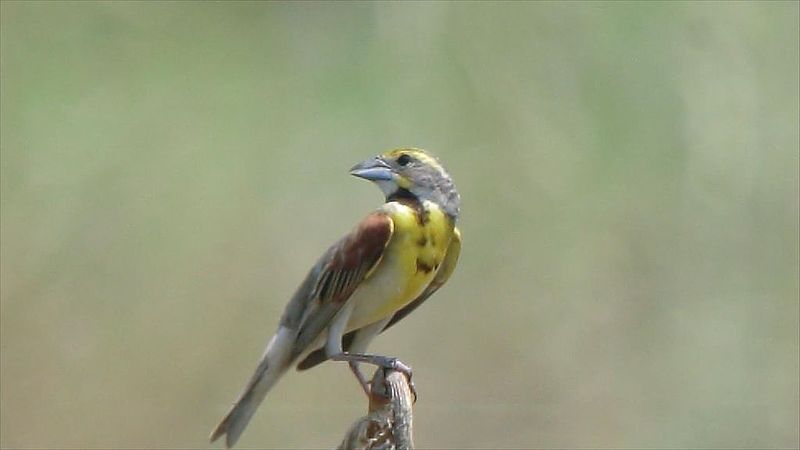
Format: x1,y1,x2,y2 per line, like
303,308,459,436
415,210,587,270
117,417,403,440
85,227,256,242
210,148,461,448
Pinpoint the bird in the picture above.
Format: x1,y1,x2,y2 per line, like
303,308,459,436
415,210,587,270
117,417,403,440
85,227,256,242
209,148,461,449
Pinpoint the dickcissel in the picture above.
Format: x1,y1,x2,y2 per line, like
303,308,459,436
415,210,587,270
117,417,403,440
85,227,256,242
210,148,461,448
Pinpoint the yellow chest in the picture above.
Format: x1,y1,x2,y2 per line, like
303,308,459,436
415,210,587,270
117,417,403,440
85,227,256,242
347,201,454,330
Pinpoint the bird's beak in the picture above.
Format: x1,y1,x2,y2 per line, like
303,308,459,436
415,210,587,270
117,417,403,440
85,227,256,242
350,157,394,181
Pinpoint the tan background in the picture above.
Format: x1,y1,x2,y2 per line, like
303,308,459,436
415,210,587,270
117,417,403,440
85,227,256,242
1,1,798,448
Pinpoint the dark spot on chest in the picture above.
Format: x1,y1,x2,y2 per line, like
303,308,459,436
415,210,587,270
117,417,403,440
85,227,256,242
417,235,428,247
415,208,430,226
388,192,429,225
416,258,435,274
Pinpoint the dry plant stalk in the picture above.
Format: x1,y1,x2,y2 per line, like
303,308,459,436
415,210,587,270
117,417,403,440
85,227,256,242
337,367,415,450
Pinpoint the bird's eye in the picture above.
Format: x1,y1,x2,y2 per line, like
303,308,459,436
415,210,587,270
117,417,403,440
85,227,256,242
397,154,411,166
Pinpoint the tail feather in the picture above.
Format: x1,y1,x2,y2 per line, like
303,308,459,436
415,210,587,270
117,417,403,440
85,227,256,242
210,327,295,448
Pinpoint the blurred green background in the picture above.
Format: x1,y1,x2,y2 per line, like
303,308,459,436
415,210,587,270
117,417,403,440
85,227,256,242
1,1,798,448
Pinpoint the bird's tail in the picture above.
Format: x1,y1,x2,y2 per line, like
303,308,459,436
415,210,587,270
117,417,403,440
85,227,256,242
209,326,296,449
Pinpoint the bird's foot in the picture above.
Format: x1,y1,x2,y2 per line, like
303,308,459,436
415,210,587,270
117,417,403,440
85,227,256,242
332,352,417,402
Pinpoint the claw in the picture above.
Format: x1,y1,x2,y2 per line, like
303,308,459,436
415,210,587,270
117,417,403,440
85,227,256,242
331,352,418,402
386,359,416,402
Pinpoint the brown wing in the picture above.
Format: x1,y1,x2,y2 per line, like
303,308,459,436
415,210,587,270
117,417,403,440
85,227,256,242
297,227,461,370
284,212,394,359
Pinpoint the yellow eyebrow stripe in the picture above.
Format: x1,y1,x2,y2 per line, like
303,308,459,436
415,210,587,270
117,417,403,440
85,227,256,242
384,147,446,175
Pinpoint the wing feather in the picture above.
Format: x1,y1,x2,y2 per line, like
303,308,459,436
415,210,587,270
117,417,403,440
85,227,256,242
297,227,461,370
286,212,394,359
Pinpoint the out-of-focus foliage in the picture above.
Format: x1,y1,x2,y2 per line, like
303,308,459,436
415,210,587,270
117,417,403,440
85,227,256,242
1,2,798,448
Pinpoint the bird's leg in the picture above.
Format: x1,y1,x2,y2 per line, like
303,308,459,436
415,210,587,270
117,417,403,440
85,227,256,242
348,361,371,397
331,352,416,401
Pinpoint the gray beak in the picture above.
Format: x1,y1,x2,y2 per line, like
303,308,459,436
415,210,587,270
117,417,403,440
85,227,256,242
350,157,394,181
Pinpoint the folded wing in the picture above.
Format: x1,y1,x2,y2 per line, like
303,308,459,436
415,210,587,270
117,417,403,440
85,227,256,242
296,227,461,370
210,212,394,449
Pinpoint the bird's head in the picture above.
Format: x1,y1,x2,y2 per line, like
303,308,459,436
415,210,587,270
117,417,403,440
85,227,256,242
350,148,460,219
